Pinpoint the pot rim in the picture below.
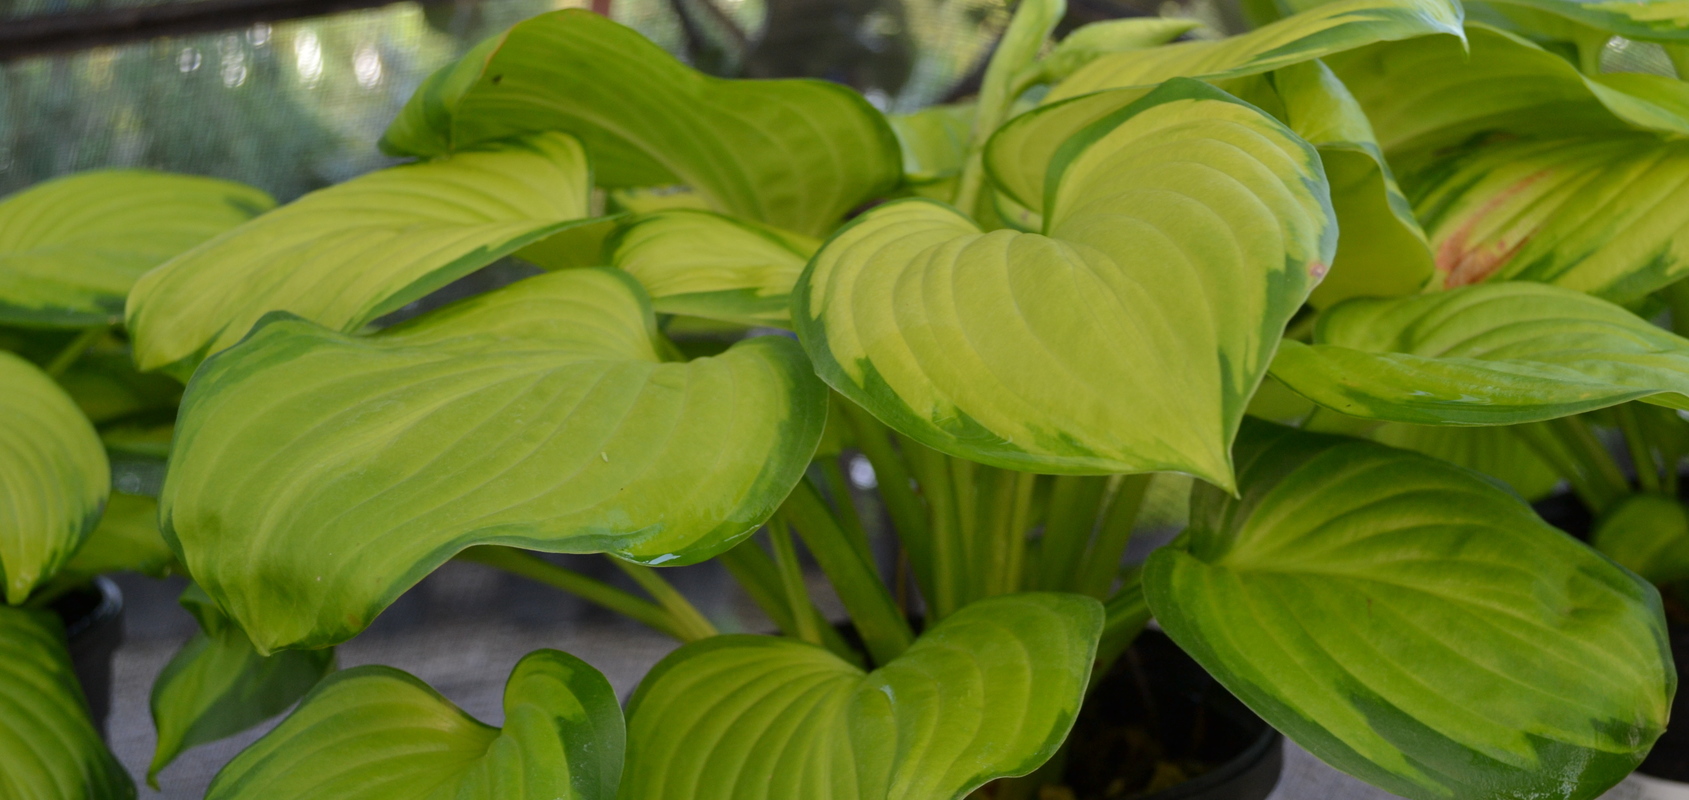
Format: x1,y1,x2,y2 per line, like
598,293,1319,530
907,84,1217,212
57,575,122,641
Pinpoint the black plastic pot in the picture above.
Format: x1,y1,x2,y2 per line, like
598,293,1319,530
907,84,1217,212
47,576,124,737
1637,623,1689,783
1059,629,1283,800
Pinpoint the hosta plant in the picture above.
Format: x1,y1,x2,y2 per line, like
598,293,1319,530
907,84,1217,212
4,0,1689,797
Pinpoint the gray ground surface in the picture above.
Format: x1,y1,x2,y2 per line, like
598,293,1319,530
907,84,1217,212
97,562,1582,800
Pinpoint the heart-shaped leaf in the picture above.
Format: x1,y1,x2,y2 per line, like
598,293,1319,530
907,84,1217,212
1146,420,1673,800
0,170,271,328
163,268,827,652
149,585,334,786
1327,24,1689,154
621,592,1102,800
1270,282,1689,425
380,10,900,237
796,78,1334,484
1,351,108,604
1398,132,1689,303
986,0,1462,219
127,132,592,380
205,649,622,800
606,210,819,327
0,604,133,799
1594,493,1689,586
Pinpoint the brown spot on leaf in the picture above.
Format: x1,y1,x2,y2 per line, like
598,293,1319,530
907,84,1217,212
1308,261,1329,281
1436,171,1549,289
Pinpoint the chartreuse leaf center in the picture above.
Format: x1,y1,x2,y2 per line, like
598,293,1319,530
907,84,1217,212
620,592,1103,800
0,170,271,328
204,649,622,800
126,131,595,381
796,78,1334,486
604,209,820,328
1146,420,1672,800
0,605,133,799
0,351,108,605
380,9,900,237
1270,281,1689,424
161,268,826,653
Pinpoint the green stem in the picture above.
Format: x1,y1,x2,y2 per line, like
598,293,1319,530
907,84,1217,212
1661,278,1689,338
45,326,106,378
611,559,719,641
819,458,871,554
1514,423,1610,512
767,518,824,646
995,471,1037,595
950,457,980,602
1092,566,1151,689
1549,415,1630,512
1078,475,1152,597
906,440,962,620
952,0,1064,214
839,402,933,599
456,546,688,640
1038,476,1109,591
1615,404,1662,493
716,542,861,663
783,481,914,665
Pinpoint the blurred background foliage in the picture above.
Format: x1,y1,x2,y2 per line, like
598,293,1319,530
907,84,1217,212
0,0,1230,200
3,0,1674,204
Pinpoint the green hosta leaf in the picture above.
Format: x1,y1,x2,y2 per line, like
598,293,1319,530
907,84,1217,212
1400,133,1689,303
1145,421,1673,800
987,0,1461,218
1371,423,1562,500
57,339,183,425
0,170,271,328
1024,17,1206,87
1594,493,1689,585
1328,25,1689,154
1271,282,1689,425
1269,61,1433,307
127,132,592,380
608,186,712,215
622,592,1102,800
206,649,622,800
1046,0,1463,103
101,423,174,460
888,103,975,184
381,10,899,237
0,604,133,799
607,210,819,327
797,79,1334,484
148,585,333,786
62,492,175,580
0,351,108,604
164,269,826,652
1480,0,1689,42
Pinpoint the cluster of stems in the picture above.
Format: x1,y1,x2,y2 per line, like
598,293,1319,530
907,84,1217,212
459,390,1160,678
